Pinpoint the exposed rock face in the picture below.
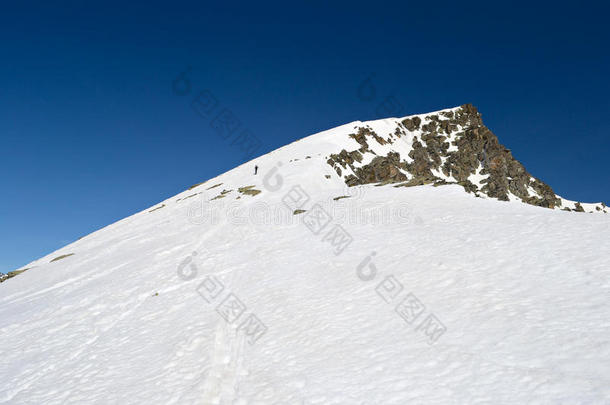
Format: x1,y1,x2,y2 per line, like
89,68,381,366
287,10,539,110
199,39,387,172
0,268,30,283
327,104,605,212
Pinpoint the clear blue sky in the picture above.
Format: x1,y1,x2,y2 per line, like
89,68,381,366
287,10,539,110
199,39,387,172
1,1,609,273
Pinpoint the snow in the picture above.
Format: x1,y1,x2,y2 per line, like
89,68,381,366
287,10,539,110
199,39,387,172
468,164,489,186
1,109,610,404
560,197,608,213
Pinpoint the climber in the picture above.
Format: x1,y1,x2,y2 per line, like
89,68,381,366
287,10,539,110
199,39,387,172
254,165,258,175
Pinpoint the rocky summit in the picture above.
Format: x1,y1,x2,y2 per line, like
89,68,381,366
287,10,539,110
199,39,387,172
327,104,606,213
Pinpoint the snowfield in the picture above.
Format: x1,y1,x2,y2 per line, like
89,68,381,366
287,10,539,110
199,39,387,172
1,111,610,404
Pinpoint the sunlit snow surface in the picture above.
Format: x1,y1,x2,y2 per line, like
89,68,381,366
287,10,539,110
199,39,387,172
2,111,610,404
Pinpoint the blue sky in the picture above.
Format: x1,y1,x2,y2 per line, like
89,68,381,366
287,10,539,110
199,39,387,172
1,1,609,273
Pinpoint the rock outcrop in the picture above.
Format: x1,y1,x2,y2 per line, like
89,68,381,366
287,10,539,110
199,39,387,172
327,104,606,212
0,268,29,283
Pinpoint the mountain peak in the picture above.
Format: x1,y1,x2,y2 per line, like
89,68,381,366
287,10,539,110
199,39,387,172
321,103,605,213
175,104,605,215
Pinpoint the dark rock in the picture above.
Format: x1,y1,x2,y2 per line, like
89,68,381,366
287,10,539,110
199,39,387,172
326,104,583,211
237,186,261,196
149,204,165,213
1,268,31,283
401,116,421,131
51,254,74,263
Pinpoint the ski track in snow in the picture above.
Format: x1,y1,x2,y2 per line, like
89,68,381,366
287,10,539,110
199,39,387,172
1,107,610,404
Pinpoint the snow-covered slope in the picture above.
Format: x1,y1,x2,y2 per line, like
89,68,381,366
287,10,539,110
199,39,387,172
1,107,610,404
